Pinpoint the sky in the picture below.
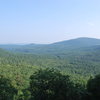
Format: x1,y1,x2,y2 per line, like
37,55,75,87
0,0,100,44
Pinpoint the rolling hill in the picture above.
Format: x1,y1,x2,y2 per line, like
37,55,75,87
0,37,100,90
0,37,100,54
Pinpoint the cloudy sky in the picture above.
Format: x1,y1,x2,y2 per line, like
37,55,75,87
0,0,100,44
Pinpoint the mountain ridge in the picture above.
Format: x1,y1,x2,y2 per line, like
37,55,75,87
0,37,100,45
0,37,100,54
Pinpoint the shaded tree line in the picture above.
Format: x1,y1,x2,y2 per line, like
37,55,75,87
0,69,100,100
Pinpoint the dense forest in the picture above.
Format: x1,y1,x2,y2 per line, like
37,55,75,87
0,38,100,100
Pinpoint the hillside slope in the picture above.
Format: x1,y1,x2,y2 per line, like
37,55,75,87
0,37,100,54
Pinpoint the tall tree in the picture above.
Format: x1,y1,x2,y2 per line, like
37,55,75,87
87,74,100,100
0,76,17,100
29,68,75,100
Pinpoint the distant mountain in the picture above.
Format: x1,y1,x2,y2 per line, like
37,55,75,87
0,37,100,54
52,37,100,46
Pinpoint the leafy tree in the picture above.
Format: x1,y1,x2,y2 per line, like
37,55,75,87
72,83,88,100
87,74,100,100
0,75,17,100
29,68,76,100
17,89,31,100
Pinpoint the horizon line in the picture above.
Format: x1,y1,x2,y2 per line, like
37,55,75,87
0,37,100,45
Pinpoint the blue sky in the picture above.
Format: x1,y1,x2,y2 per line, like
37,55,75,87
0,0,100,44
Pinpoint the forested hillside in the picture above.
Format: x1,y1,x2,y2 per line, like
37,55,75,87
0,37,100,100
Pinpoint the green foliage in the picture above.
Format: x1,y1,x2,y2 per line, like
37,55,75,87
0,76,17,100
0,38,100,100
87,74,100,100
30,68,75,100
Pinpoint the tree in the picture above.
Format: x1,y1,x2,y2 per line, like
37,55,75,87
72,83,88,100
0,75,17,100
29,68,75,100
87,74,100,100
